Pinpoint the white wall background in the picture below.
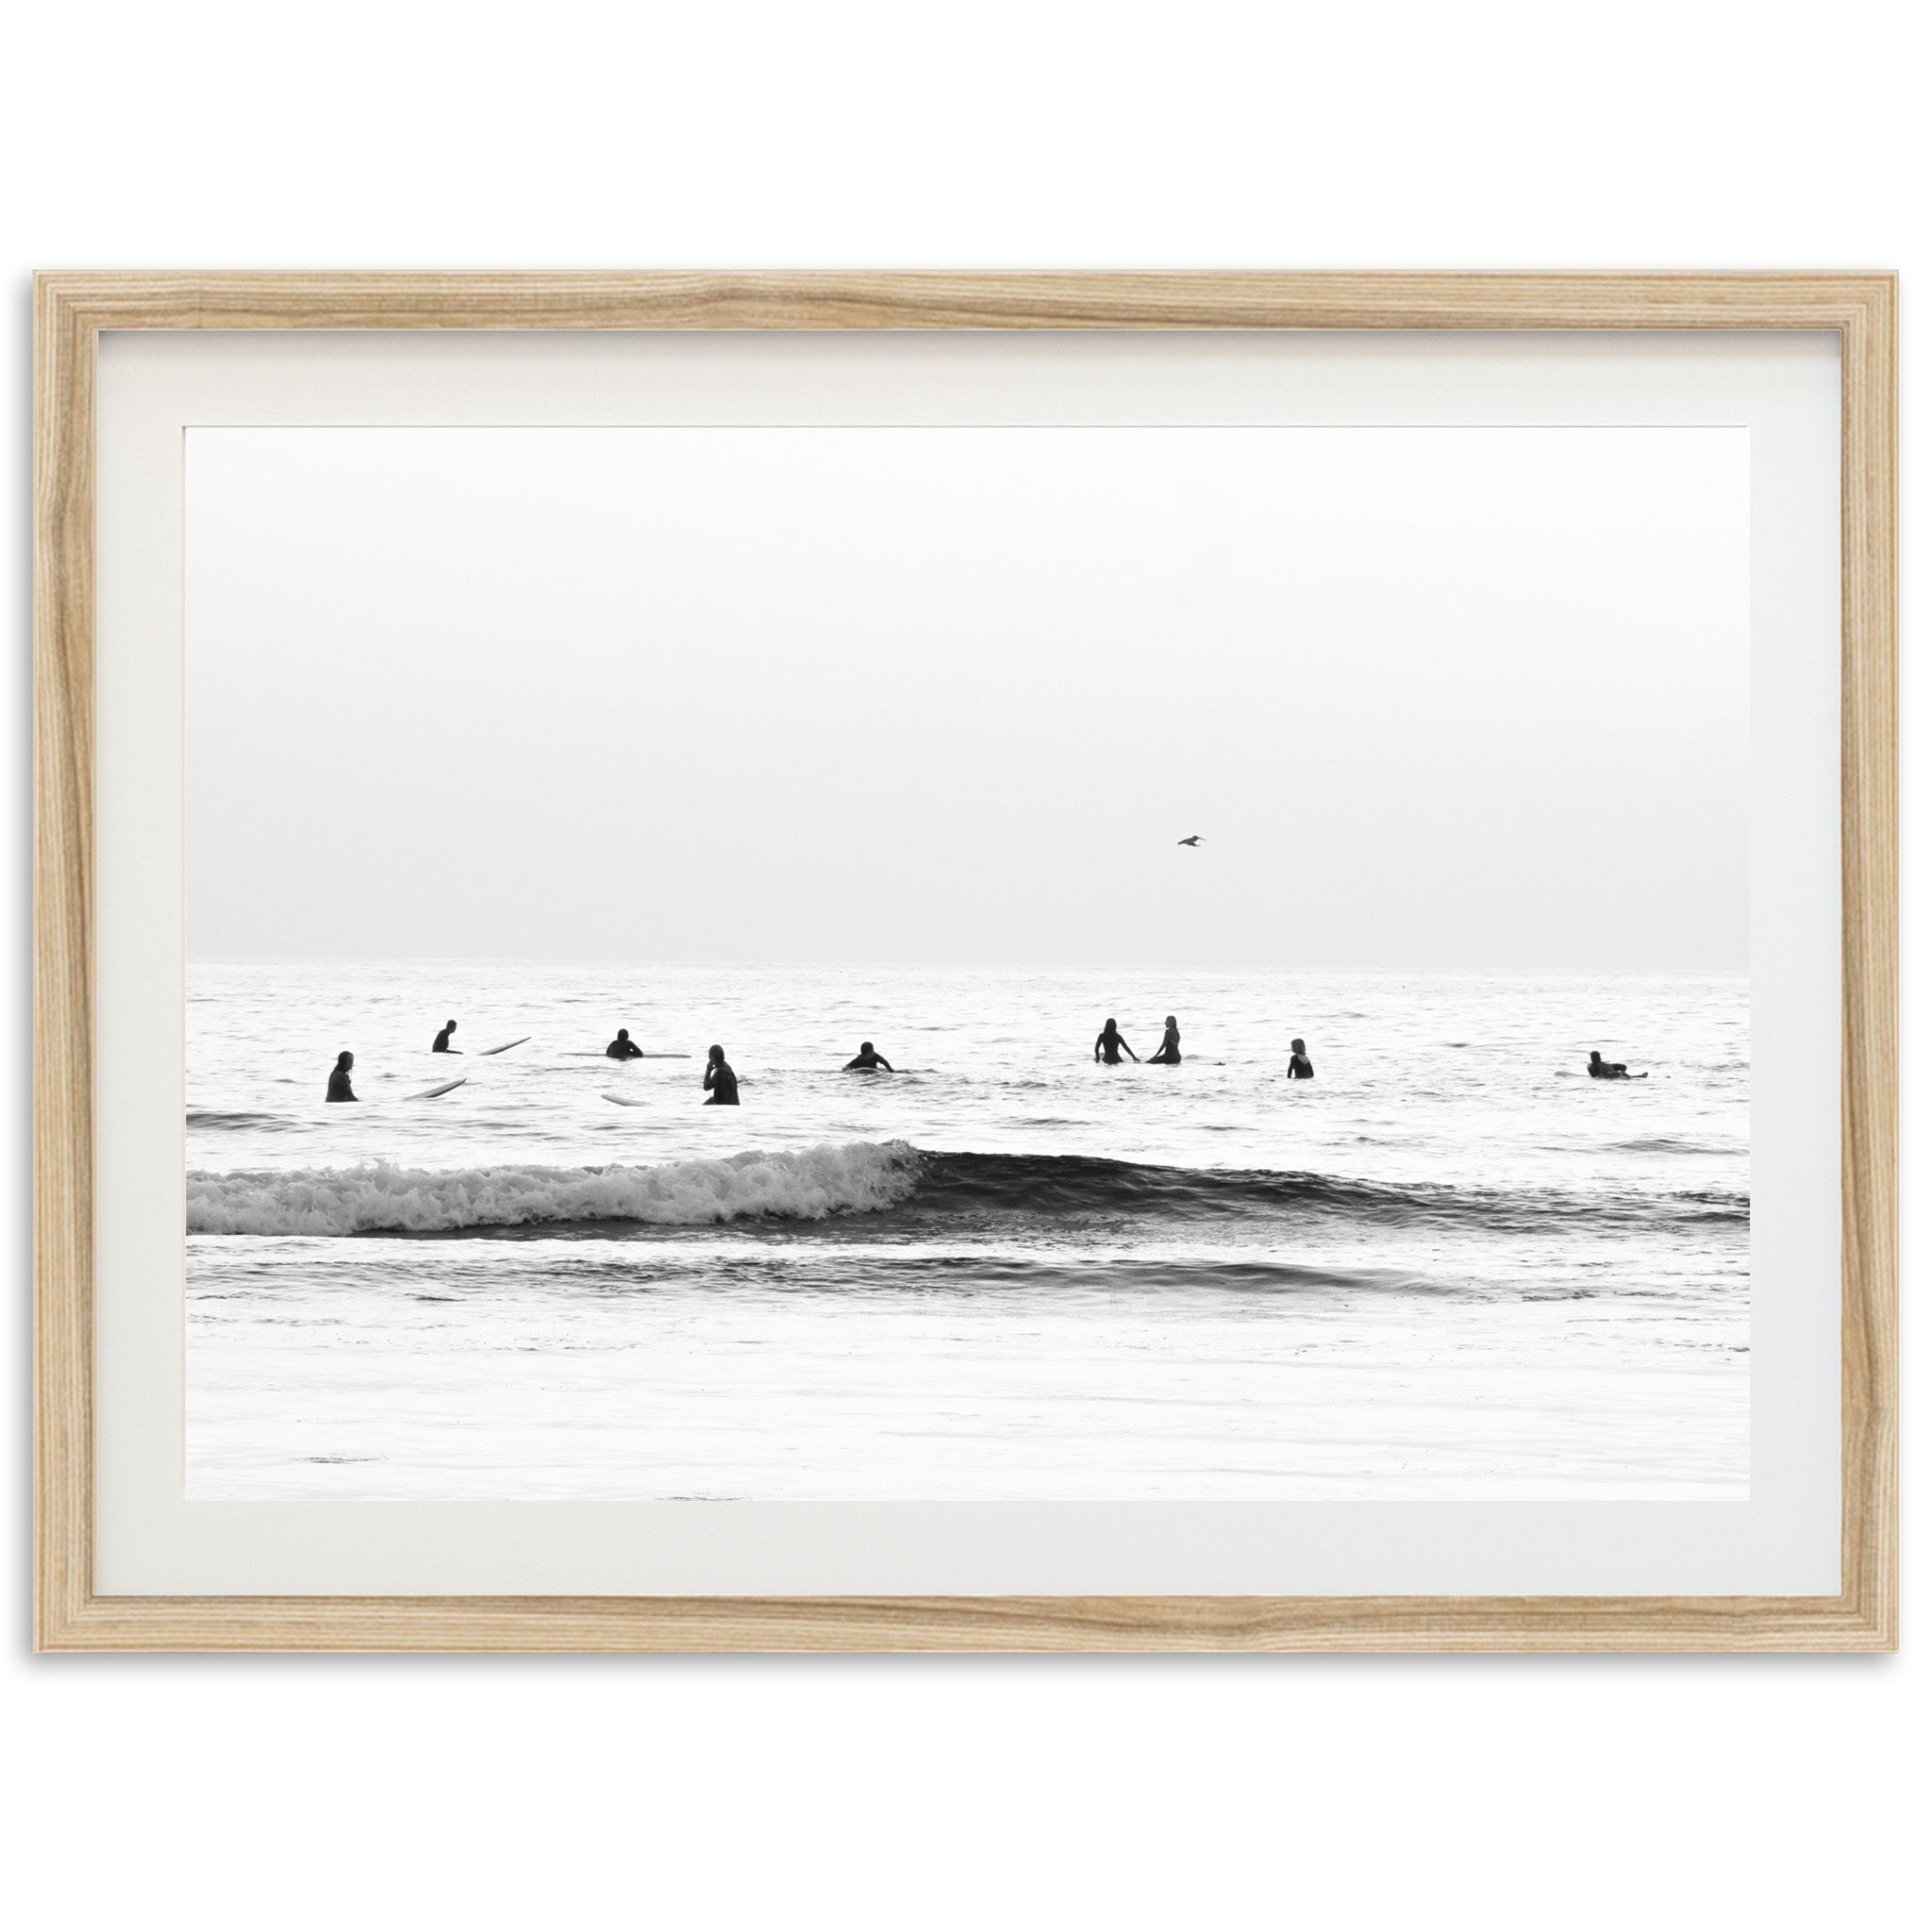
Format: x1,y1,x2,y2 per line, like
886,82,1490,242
3,4,1922,1926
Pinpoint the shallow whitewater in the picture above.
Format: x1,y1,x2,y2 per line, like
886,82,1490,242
186,959,1751,1499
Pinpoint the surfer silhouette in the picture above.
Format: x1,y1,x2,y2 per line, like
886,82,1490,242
325,1051,358,1102
1288,1038,1315,1080
606,1028,644,1060
1094,1018,1139,1064
1588,1050,1647,1080
704,1044,740,1105
844,1041,895,1072
432,1020,459,1053
1147,1015,1182,1065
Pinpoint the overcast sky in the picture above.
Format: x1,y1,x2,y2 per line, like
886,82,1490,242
187,425,1747,970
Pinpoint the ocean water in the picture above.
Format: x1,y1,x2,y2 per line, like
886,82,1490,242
186,959,1750,1499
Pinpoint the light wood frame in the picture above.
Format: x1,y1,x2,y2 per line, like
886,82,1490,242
34,273,1898,1652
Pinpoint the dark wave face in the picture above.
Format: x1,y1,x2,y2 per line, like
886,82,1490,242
888,1148,1746,1239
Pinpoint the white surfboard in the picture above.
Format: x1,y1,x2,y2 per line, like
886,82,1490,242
478,1037,530,1057
408,1076,467,1100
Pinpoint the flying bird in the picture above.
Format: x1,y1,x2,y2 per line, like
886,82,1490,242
1177,835,1203,847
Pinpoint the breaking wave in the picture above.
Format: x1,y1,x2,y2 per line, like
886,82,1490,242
188,1141,922,1235
187,1141,1749,1239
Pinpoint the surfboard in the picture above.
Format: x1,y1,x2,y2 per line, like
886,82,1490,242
408,1076,467,1100
478,1037,530,1057
567,1051,693,1059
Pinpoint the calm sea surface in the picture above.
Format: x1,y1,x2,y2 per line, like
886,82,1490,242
186,959,1749,1499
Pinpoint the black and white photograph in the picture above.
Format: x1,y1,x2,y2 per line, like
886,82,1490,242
7,2,1922,1926
185,422,1750,1502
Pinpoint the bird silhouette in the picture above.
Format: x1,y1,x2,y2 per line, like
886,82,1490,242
1177,835,1203,847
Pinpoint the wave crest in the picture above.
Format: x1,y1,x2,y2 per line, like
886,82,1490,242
187,1141,1749,1239
187,1141,921,1236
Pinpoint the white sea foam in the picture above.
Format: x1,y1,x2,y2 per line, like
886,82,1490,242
187,1140,920,1235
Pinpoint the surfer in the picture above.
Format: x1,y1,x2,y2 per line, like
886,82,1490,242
1588,1050,1647,1080
703,1044,740,1105
1288,1038,1315,1080
1093,1018,1139,1064
325,1051,358,1102
1147,1015,1182,1065
432,1020,459,1054
844,1041,895,1072
606,1028,644,1060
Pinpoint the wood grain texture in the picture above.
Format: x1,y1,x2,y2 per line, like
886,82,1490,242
33,275,96,1657
18,270,1903,336
1836,278,1900,1652
32,274,1899,1652
25,1590,1903,1654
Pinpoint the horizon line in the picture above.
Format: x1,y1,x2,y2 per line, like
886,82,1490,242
186,954,1750,977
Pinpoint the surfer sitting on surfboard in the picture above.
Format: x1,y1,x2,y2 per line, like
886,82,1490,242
703,1045,740,1105
1588,1050,1647,1080
432,1020,459,1053
1093,1018,1138,1064
326,1051,357,1102
1148,1015,1182,1065
606,1028,644,1060
1289,1038,1314,1079
843,1041,894,1072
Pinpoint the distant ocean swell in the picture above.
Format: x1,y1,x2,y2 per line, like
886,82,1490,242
187,1141,1749,1239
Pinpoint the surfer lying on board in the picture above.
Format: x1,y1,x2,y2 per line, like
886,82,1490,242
606,1028,644,1060
1289,1038,1315,1080
704,1045,740,1105
843,1041,895,1072
432,1020,459,1053
326,1051,358,1102
1588,1050,1647,1080
1094,1018,1139,1064
1147,1015,1182,1065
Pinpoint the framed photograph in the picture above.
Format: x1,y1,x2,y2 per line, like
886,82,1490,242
34,274,1896,1651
